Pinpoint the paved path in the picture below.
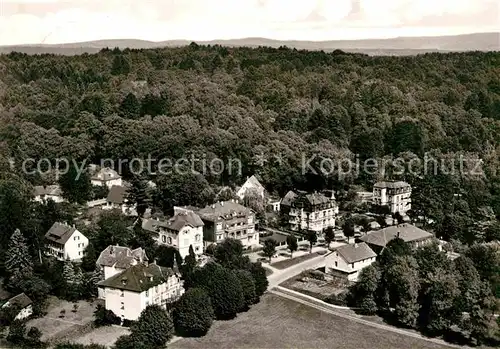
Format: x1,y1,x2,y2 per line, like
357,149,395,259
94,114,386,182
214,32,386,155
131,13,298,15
270,288,464,349
267,253,325,288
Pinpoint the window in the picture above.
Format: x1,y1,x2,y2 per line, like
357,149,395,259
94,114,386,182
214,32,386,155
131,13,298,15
145,290,149,297
351,263,354,268
155,286,158,293
334,261,338,267
120,291,124,297
167,237,172,244
78,251,81,256
195,246,200,251
162,235,166,243
195,234,200,242
121,302,124,310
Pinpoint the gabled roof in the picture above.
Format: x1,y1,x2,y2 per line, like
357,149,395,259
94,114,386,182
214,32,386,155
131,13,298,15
107,185,127,204
34,185,62,197
244,175,265,191
359,224,433,248
197,201,252,222
97,263,175,292
91,167,121,181
328,242,376,264
374,181,411,189
281,190,297,206
5,293,32,309
45,222,78,245
164,211,204,231
96,245,148,269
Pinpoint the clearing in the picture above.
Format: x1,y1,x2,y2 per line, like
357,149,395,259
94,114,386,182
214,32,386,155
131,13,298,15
170,293,451,349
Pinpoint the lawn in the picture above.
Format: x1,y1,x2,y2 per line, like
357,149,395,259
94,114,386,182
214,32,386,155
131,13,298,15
26,297,99,343
271,252,321,270
73,325,130,347
170,293,451,349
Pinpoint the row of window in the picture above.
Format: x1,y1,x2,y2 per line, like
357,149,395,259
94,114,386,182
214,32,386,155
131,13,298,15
161,234,201,244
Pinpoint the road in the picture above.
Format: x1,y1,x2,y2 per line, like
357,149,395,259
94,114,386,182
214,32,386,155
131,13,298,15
266,254,326,288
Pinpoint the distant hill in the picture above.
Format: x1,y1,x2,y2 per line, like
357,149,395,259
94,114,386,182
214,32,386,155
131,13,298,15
0,32,498,56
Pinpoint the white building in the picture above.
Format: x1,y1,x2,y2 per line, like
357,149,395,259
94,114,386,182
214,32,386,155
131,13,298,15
196,200,259,249
1,293,33,320
97,263,184,321
91,167,122,189
104,185,137,216
324,242,377,282
142,208,204,258
285,191,339,233
45,222,89,261
33,185,64,203
373,181,412,214
236,175,265,201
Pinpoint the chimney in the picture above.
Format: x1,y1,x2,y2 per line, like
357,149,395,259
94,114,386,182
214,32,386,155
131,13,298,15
110,246,114,254
212,204,215,209
220,201,224,206
121,277,127,286
354,243,358,248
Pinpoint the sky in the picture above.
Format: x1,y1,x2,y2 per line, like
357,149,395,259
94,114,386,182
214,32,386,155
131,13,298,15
0,0,498,45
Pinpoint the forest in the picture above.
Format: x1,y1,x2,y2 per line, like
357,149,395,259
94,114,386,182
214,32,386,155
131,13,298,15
0,43,500,347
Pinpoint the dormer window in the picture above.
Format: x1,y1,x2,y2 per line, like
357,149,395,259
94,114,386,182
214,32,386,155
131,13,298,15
167,237,172,244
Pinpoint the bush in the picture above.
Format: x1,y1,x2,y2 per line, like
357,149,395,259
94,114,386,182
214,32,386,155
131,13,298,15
93,304,120,327
324,292,348,307
6,320,26,345
173,288,214,337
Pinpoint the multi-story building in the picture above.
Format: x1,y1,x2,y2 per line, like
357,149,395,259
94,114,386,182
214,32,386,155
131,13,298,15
286,191,339,233
45,223,88,261
97,263,184,321
90,167,122,189
96,245,149,299
196,200,259,249
373,181,411,214
142,209,204,258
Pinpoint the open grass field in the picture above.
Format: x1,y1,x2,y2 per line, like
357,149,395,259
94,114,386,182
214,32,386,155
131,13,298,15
73,325,131,347
170,293,452,349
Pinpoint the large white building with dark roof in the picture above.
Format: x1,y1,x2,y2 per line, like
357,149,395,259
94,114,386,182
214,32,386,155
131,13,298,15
33,185,64,203
373,181,411,214
45,222,88,261
98,263,183,321
91,167,122,189
96,245,149,280
142,208,204,258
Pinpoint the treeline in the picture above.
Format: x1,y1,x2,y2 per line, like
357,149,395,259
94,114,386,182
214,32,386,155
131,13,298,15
0,46,500,263
351,239,500,346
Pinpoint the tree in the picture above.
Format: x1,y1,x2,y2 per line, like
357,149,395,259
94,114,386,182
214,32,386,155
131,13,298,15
93,304,120,327
324,227,335,249
119,93,141,119
26,326,44,348
286,235,298,258
262,239,277,263
19,276,51,315
59,164,92,204
352,264,381,315
126,176,151,217
5,229,33,290
89,265,104,297
213,238,244,268
130,305,173,347
6,320,26,345
155,245,182,269
235,269,257,309
172,288,214,337
181,246,198,290
111,55,131,76
307,231,317,253
248,262,268,298
342,221,355,243
93,211,133,253
193,263,244,319
81,242,98,272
